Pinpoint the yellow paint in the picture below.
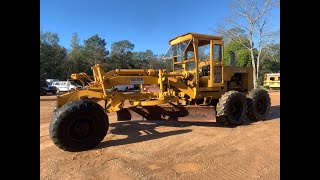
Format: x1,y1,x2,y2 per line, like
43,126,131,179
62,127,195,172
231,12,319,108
263,73,280,88
56,32,254,113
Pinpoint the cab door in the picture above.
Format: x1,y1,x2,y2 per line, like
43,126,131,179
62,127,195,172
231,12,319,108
208,40,224,87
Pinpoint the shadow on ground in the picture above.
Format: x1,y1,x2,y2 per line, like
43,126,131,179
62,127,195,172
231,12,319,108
96,115,263,150
40,97,57,101
96,105,280,149
40,92,66,101
266,105,280,120
95,121,193,149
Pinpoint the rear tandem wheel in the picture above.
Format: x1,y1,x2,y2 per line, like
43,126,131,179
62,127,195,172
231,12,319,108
246,89,271,121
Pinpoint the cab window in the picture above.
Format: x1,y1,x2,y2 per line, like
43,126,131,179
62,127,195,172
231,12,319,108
198,40,210,61
214,44,222,61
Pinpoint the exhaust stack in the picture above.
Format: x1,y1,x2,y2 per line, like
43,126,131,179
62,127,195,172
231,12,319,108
230,51,236,66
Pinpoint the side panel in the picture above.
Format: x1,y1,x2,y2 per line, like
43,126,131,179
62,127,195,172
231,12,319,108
214,66,222,83
106,76,159,89
223,66,254,91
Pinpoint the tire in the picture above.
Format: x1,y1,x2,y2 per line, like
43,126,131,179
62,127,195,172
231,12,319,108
40,88,47,96
216,91,247,125
51,89,57,95
246,89,271,121
49,99,109,152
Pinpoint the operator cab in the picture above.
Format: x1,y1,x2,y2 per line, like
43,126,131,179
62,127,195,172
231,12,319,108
162,33,224,88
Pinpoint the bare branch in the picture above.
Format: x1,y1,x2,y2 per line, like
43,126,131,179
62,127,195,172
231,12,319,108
226,18,251,32
217,26,251,50
212,0,279,88
237,0,256,25
253,0,268,24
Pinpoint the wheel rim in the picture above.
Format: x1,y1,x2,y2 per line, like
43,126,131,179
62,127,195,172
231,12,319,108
229,100,243,121
70,118,96,141
255,98,268,115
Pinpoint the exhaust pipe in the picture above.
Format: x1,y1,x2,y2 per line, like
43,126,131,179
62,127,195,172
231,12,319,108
230,51,236,66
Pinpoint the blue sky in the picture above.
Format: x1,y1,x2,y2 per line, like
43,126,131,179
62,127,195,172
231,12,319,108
40,0,280,55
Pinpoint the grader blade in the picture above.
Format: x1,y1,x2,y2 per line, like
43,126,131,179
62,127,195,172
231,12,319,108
117,106,216,122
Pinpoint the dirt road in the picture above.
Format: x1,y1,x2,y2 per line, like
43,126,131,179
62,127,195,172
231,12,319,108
40,91,280,180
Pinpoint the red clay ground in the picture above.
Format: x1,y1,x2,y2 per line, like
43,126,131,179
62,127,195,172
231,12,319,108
40,91,280,180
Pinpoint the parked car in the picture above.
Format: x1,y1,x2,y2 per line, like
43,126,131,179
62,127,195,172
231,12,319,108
51,81,82,92
107,85,134,92
40,82,58,95
40,75,58,96
46,79,59,86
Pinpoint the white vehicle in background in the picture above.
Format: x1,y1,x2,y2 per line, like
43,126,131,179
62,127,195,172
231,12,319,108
107,85,134,92
46,79,59,86
51,81,82,92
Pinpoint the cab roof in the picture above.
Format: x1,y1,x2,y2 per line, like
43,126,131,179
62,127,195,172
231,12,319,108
169,32,223,45
265,73,280,76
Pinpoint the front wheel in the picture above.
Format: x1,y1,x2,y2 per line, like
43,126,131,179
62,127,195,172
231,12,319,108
49,99,109,151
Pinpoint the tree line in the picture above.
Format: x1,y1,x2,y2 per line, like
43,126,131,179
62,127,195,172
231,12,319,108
40,31,172,80
40,29,279,86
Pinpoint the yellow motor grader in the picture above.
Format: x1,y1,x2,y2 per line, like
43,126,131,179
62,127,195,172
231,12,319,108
49,33,271,151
